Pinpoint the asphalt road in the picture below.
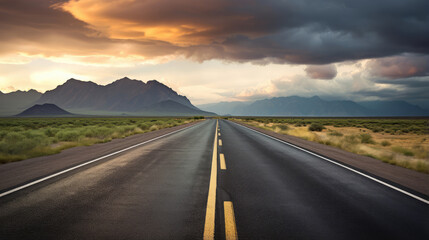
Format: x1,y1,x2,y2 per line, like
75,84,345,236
0,119,428,240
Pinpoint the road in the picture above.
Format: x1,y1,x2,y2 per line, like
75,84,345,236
0,119,428,239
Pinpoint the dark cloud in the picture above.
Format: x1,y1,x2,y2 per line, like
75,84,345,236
1,0,429,64
305,65,337,79
367,55,429,79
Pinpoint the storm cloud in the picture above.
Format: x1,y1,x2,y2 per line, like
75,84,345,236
1,0,428,64
367,54,429,79
305,65,337,80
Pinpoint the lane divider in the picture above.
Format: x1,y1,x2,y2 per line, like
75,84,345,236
203,120,219,240
219,139,223,146
0,122,201,198
230,120,429,205
224,201,238,240
220,154,227,170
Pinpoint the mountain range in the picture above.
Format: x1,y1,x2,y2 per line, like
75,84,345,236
0,89,43,116
198,96,429,116
2,78,428,117
0,77,214,116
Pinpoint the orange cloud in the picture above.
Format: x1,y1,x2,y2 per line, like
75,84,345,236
1,0,429,66
57,0,247,46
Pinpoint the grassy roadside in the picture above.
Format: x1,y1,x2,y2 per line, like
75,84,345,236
0,117,204,164
232,117,429,174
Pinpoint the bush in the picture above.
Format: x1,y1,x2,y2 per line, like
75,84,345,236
44,128,59,137
360,133,375,144
56,130,80,142
344,135,359,144
277,124,289,131
138,123,151,130
392,146,414,157
381,140,391,146
84,127,114,139
0,132,39,154
328,131,343,137
309,123,325,131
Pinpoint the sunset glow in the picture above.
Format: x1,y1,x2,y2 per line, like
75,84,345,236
0,0,428,107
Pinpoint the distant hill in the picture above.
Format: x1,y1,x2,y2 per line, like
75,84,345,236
358,101,429,116
17,103,73,116
198,101,251,116
0,89,42,116
199,96,429,116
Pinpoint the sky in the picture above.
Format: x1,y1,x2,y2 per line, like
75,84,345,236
0,0,428,107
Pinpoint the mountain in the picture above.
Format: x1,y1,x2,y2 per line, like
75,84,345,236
0,89,43,116
143,100,214,116
197,101,251,116
17,103,73,116
358,100,429,116
36,77,213,116
200,96,429,116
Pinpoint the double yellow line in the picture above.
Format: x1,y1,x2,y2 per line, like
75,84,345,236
203,120,238,240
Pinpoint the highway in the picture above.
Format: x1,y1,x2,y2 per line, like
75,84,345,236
0,119,428,239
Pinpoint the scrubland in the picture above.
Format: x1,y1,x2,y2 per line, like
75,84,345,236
234,118,429,173
0,117,201,163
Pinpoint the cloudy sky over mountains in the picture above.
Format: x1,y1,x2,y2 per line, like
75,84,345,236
0,0,428,107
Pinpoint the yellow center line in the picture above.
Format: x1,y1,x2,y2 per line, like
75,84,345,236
203,120,218,240
220,153,226,170
224,201,238,240
219,139,223,146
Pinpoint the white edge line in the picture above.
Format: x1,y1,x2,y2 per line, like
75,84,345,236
0,123,199,198
229,120,429,205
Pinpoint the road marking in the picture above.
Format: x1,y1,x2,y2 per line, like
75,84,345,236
0,123,200,198
203,120,219,240
219,139,223,146
224,201,238,240
231,121,429,205
218,133,221,136
220,153,226,170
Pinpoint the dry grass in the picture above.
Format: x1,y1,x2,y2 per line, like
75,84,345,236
236,118,429,174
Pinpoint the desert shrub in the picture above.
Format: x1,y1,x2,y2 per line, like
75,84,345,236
149,125,159,131
344,135,359,144
381,140,391,146
328,131,343,137
277,125,289,131
56,130,80,142
0,130,7,140
0,132,39,154
360,133,375,144
309,123,325,131
138,123,151,130
115,126,135,136
392,146,414,157
84,127,114,139
44,128,59,137
372,127,384,133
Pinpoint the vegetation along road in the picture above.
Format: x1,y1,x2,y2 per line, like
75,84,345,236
0,119,428,239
